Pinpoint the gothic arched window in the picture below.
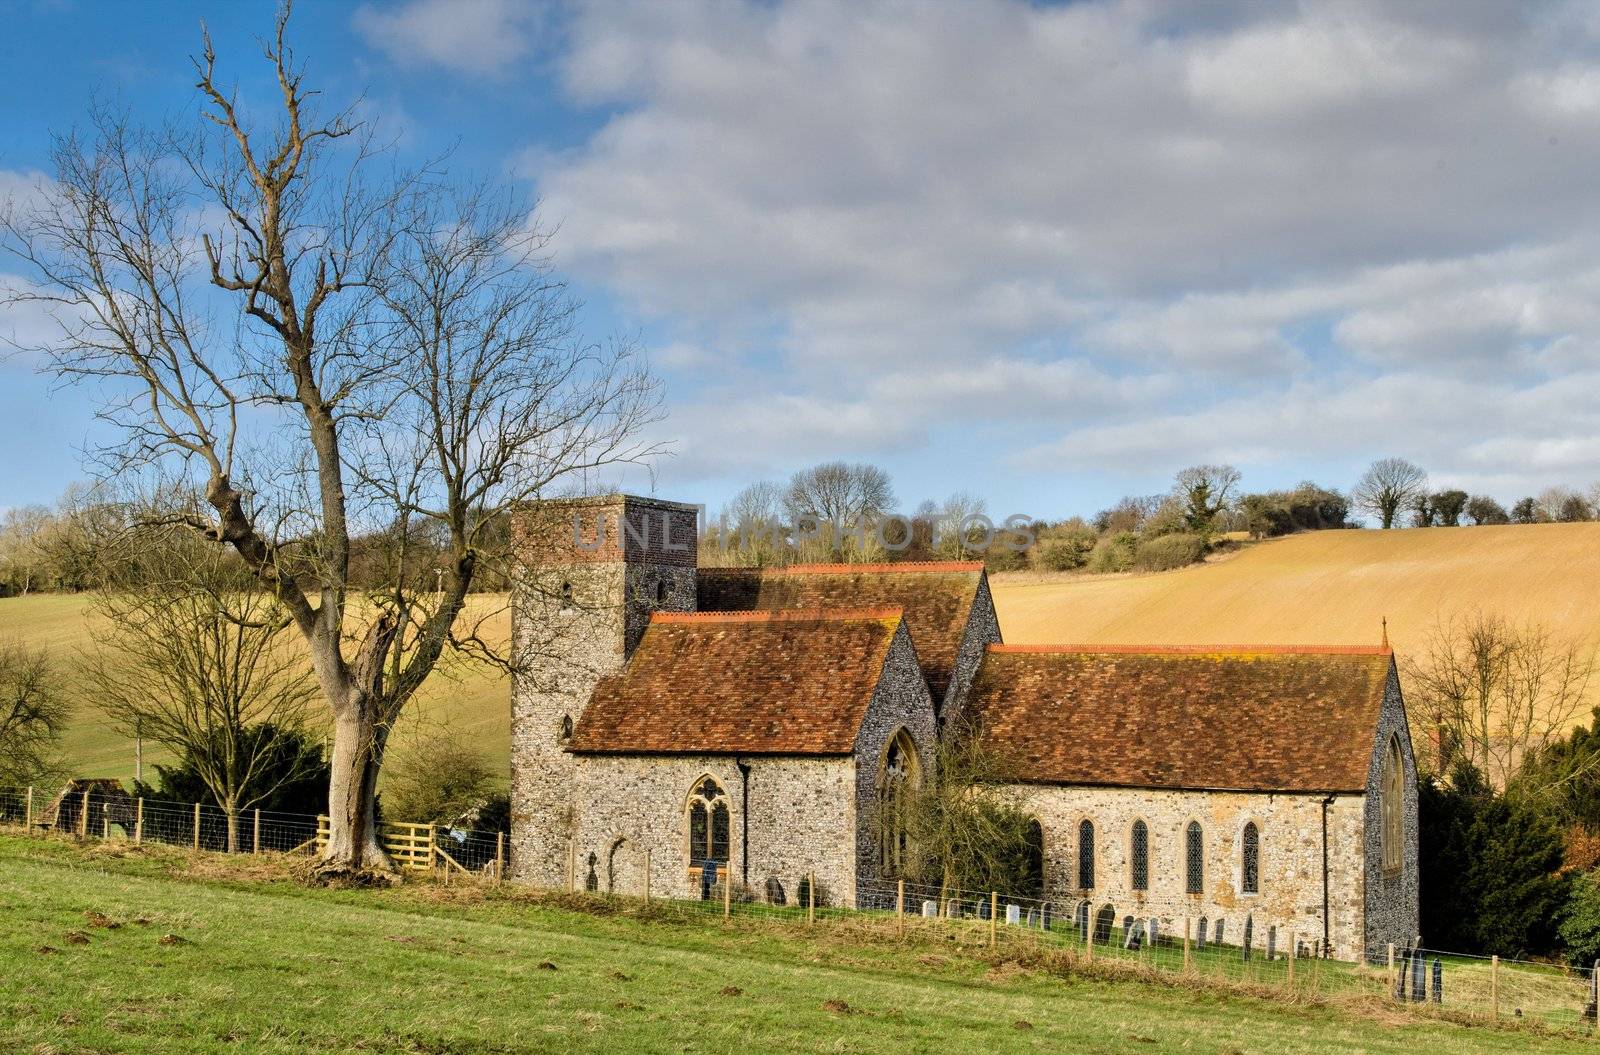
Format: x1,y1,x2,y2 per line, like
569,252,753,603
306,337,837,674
1241,822,1260,894
686,776,730,866
1130,820,1149,892
1185,822,1204,895
1381,734,1404,875
1077,819,1096,890
558,714,573,743
877,729,921,874
559,581,574,609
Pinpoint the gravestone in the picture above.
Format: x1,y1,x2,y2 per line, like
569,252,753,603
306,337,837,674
1410,950,1426,1002
1242,916,1253,962
1076,901,1090,941
1394,946,1411,1002
766,877,787,905
1122,915,1135,947
1146,919,1159,947
1195,916,1208,951
699,861,717,901
1125,919,1144,951
1431,959,1442,1004
922,899,938,919
977,897,991,921
1213,918,1225,946
1042,903,1053,931
946,898,959,918
1266,926,1276,962
1094,906,1115,944
1006,904,1021,926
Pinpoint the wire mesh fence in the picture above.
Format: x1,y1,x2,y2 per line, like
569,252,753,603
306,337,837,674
2,780,1596,1037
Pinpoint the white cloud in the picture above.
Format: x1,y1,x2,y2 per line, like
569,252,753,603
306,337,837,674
352,0,542,76
523,1,1600,494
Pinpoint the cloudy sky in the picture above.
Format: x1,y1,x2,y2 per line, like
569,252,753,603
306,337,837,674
3,0,1600,519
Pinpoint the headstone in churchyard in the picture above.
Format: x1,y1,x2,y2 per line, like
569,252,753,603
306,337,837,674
1094,905,1115,944
1213,918,1225,945
1125,920,1144,951
1411,950,1426,1002
1266,925,1276,962
1147,918,1159,947
1006,904,1021,926
1042,902,1053,930
977,897,991,921
1076,900,1090,940
1431,959,1442,1004
766,877,787,905
922,899,938,918
1025,908,1035,927
1122,915,1135,948
699,861,717,901
1196,917,1208,951
1242,916,1253,962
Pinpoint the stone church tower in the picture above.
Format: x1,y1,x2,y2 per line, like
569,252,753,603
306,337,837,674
508,495,700,884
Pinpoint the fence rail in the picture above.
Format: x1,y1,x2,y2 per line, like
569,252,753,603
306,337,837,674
1,781,1594,1037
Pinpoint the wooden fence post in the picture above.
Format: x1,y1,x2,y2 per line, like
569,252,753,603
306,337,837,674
1491,954,1499,1019
1287,933,1296,986
496,832,505,887
989,891,998,948
1183,917,1191,973
24,786,33,833
567,837,576,893
644,849,651,902
427,826,437,877
102,814,109,839
135,798,143,845
1085,909,1093,961
79,788,90,838
897,879,905,939
253,809,261,854
192,801,200,850
723,867,732,919
807,872,815,925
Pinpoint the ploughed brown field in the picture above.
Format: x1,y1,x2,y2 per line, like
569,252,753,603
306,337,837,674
9,521,1600,784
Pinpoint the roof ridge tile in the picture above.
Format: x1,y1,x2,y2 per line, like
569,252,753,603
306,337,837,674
987,643,1392,656
653,606,904,624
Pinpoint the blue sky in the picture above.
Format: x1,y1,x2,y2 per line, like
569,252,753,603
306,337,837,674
4,0,1600,522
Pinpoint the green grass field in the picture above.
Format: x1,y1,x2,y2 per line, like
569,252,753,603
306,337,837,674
0,831,1592,1054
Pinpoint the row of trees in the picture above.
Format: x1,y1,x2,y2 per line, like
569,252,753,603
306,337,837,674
1351,457,1600,529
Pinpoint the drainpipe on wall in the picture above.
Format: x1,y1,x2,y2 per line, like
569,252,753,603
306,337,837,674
736,758,751,887
1321,794,1335,956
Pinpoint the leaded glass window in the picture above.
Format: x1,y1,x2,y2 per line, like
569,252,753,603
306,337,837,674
1381,735,1404,874
687,776,730,865
1131,820,1149,892
1185,821,1204,895
1077,819,1095,890
877,730,921,874
1241,822,1260,894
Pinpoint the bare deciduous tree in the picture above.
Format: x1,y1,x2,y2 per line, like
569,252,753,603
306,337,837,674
783,461,894,561
1,8,662,871
1403,611,1596,789
0,641,67,787
87,531,319,851
1353,457,1427,529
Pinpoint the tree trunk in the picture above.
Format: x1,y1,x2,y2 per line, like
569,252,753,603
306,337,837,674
322,704,391,870
225,802,238,854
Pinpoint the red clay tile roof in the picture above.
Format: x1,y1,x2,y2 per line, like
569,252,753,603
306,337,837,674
697,563,985,701
568,608,906,756
967,645,1394,792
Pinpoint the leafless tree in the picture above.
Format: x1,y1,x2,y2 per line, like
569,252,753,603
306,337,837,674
1353,457,1427,529
1173,464,1241,536
710,480,787,566
86,529,319,851
0,641,67,787
931,491,989,559
784,461,894,561
1403,611,1596,789
1,8,661,870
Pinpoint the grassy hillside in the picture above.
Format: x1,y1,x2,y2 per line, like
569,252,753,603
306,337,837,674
0,593,511,784
11,523,1600,784
0,831,1586,1054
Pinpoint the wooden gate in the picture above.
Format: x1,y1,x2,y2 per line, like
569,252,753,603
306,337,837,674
315,817,435,873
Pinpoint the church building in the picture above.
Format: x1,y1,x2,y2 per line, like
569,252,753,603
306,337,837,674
508,494,1418,960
